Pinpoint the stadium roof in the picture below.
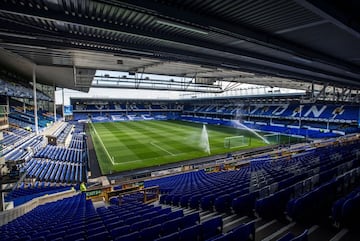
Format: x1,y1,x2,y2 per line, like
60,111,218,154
0,0,359,92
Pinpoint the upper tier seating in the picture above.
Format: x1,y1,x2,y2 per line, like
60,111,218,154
23,124,87,184
0,79,51,101
5,183,73,207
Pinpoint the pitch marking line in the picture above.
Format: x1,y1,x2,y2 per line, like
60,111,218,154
91,122,115,165
150,142,175,156
113,160,141,165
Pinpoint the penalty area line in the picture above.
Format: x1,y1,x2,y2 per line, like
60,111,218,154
113,160,142,165
150,142,175,156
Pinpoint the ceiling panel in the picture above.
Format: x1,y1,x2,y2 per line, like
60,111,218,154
0,0,358,92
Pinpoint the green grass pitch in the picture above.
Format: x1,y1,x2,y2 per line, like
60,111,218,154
90,120,274,174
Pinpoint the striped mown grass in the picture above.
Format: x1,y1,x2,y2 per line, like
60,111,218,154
90,120,272,174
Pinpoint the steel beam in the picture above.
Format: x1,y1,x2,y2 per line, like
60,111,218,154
0,29,358,90
0,5,359,81
101,0,360,71
295,0,360,39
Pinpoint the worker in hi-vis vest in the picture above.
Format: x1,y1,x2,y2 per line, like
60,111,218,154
80,182,87,192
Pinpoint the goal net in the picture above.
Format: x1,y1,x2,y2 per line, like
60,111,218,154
264,133,280,144
263,133,305,145
224,136,248,148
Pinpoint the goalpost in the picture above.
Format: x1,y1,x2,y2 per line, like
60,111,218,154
224,136,248,148
264,133,280,144
264,133,305,145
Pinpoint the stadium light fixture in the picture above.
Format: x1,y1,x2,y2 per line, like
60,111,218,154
228,39,246,45
156,19,208,35
1,42,47,50
0,32,37,39
121,49,154,56
221,63,240,69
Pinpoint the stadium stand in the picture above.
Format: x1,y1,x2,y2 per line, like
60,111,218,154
71,98,360,139
3,135,359,240
4,183,73,207
2,93,360,241
0,79,51,101
1,2,360,241
0,193,226,241
23,125,87,184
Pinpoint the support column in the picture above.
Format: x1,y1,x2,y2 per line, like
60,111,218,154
53,83,57,122
23,98,26,113
33,65,39,134
62,88,65,120
6,96,9,114
299,105,302,128
311,81,315,100
0,189,3,212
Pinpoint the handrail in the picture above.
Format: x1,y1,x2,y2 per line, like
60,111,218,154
111,186,160,205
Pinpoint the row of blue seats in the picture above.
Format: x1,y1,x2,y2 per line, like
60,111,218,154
236,152,358,217
9,127,30,136
9,111,50,128
0,194,223,241
180,116,350,138
255,158,359,220
150,143,359,220
35,145,85,163
5,148,30,161
9,117,36,131
5,184,72,200
57,124,73,143
73,103,179,111
155,148,334,211
69,139,85,149
1,132,19,146
17,110,53,126
277,229,308,241
205,221,255,241
242,123,339,138
332,185,360,229
5,136,44,161
5,185,72,207
0,78,51,101
184,104,358,121
26,159,84,183
51,122,68,138
69,134,86,149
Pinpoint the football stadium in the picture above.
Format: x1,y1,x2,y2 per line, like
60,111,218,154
0,1,360,241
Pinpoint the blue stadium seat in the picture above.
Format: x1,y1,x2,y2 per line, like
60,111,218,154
178,224,201,241
181,212,200,229
139,224,162,241
150,214,168,226
227,221,255,241
154,232,180,241
232,192,258,216
161,217,182,236
167,210,183,220
131,219,150,231
205,234,230,241
201,216,223,241
277,229,308,241
114,231,140,241
63,231,85,240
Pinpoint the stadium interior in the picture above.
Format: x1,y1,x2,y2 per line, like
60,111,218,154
1,1,360,240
